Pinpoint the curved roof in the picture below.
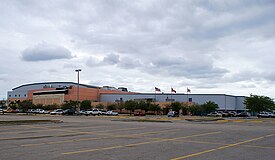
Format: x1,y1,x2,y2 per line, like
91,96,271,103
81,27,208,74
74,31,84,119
12,82,100,90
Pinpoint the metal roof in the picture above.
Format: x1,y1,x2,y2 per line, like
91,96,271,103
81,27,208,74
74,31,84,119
12,82,100,90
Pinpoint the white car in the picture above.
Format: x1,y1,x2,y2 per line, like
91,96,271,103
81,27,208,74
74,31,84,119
84,109,102,116
257,112,273,118
50,109,63,115
101,110,107,115
106,111,118,116
35,109,48,114
207,112,222,117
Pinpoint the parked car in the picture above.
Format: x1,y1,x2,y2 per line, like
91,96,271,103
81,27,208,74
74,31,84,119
207,112,222,117
35,109,48,114
101,110,107,115
28,109,36,113
106,111,118,116
43,110,50,114
50,109,63,115
62,109,75,115
228,111,237,117
84,109,102,116
167,111,179,117
79,110,86,115
257,112,273,118
6,109,20,113
222,111,237,117
134,111,146,116
237,112,251,117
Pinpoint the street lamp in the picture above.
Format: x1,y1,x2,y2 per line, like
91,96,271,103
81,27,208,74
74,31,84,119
75,69,81,114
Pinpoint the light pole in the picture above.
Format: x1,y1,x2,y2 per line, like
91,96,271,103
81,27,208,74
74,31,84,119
75,69,81,114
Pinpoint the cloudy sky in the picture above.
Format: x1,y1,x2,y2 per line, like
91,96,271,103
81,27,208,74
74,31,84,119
1,0,275,99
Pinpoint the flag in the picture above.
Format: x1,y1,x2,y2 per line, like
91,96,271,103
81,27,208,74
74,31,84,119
171,88,176,93
187,88,191,93
155,87,161,92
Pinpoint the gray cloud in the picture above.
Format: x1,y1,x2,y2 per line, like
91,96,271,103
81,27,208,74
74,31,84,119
118,57,142,69
86,53,141,69
1,0,275,99
21,43,73,61
144,55,229,79
86,54,120,67
103,53,120,65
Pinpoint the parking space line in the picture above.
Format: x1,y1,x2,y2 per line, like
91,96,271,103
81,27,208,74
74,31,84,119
21,137,111,147
23,125,110,132
0,132,90,141
176,140,224,145
1,127,145,141
175,140,275,150
242,144,275,150
62,131,222,155
21,129,181,147
0,125,108,135
25,125,145,134
170,134,274,160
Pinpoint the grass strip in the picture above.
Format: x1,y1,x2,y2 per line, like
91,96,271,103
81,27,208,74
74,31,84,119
185,117,224,122
112,119,172,123
0,120,62,125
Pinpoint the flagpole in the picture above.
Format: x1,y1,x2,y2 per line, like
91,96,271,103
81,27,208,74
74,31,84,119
187,88,189,103
155,89,156,102
170,87,172,104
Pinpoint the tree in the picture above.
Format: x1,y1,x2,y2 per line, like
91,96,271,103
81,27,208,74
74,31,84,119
124,100,138,115
44,104,59,110
188,103,202,116
17,100,34,112
181,103,189,115
244,94,274,113
201,101,219,114
0,100,6,108
62,100,78,110
80,100,92,110
116,102,125,113
9,102,17,110
95,103,104,109
148,103,161,115
171,102,182,112
107,103,117,111
137,101,149,112
34,104,43,109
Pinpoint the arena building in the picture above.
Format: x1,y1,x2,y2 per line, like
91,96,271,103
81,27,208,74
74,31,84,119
7,82,131,105
100,93,246,111
7,82,246,111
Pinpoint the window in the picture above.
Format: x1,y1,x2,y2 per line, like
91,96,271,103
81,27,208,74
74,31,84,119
24,94,26,97
9,95,11,97
18,95,20,97
188,98,192,102
15,95,17,97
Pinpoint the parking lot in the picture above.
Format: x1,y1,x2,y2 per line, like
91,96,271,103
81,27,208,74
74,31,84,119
0,114,275,160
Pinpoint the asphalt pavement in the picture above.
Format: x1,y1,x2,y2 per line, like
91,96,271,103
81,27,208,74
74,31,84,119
0,114,274,160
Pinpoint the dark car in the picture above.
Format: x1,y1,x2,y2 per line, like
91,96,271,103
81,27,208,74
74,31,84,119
50,109,63,115
222,111,237,117
237,112,251,117
62,109,75,115
134,111,146,116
